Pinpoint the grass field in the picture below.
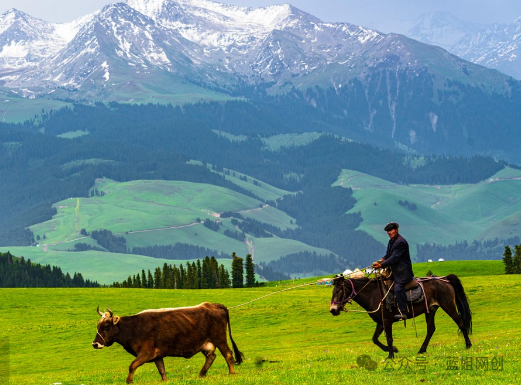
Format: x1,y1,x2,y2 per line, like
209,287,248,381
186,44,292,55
1,261,518,385
334,167,521,254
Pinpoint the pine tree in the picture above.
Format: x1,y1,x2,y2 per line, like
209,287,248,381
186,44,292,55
218,264,231,288
231,252,244,288
210,256,219,288
202,257,212,289
141,270,147,288
162,263,171,288
197,260,202,289
154,267,161,289
513,245,521,274
179,264,186,289
192,262,199,289
147,270,154,289
173,264,180,289
186,262,195,289
503,245,513,274
245,253,255,287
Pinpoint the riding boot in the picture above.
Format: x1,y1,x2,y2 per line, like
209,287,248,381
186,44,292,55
394,308,407,327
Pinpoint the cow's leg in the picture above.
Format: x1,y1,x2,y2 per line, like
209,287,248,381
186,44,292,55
199,342,217,378
154,358,167,381
418,307,438,354
215,342,236,374
372,322,398,353
127,351,157,384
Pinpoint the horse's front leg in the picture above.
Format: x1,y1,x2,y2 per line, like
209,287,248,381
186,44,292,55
372,323,398,353
383,320,395,359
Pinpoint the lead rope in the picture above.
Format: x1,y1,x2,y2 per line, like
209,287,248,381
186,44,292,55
96,329,106,344
410,289,418,337
343,281,394,314
228,282,316,309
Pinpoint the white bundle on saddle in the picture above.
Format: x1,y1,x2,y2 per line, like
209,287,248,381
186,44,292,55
348,268,365,279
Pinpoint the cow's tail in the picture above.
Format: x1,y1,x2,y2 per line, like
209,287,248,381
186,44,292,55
446,274,473,335
219,304,244,365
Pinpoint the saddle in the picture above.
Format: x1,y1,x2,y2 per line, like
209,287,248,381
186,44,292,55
381,269,424,311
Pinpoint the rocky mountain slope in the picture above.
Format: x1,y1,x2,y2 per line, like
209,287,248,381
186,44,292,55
0,0,511,99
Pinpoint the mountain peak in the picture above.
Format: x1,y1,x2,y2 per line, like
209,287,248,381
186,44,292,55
406,12,487,50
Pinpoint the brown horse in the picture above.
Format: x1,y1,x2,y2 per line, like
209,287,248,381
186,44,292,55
329,274,472,359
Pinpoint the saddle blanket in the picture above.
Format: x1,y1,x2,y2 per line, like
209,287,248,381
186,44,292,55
386,286,424,310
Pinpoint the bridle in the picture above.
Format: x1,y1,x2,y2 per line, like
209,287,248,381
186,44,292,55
330,278,358,309
331,275,395,314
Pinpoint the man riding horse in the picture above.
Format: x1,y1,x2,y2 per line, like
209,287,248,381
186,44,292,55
372,222,413,321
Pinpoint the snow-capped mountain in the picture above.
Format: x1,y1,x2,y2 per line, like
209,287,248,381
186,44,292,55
406,12,521,79
0,0,514,101
451,17,521,79
0,9,95,74
406,12,485,51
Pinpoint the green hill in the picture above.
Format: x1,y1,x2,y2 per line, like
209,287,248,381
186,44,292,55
334,167,521,256
0,178,333,283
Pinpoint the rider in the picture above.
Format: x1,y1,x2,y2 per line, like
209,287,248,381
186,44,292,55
372,222,414,320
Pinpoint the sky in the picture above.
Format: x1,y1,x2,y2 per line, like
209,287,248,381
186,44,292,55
1,0,521,34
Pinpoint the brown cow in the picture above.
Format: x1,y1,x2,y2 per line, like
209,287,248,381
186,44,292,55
92,302,244,383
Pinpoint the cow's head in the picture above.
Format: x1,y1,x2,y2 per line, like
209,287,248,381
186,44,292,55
92,306,120,349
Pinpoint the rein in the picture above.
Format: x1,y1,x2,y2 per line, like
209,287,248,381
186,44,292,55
332,277,394,314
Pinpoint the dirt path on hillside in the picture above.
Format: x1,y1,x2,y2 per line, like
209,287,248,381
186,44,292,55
245,234,255,259
238,204,269,214
113,221,201,235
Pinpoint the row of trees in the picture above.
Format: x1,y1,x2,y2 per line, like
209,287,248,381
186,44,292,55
0,251,99,288
417,237,520,262
112,253,256,289
503,245,521,274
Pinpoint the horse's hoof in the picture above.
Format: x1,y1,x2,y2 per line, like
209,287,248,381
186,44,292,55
417,350,425,354
393,347,399,353
466,344,472,349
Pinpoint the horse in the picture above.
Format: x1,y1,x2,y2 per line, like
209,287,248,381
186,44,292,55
329,274,472,359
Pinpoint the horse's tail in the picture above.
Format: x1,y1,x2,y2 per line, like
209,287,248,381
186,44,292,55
446,274,472,335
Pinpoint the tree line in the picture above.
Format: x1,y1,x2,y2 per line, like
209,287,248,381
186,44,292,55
0,251,99,288
416,237,520,262
112,253,256,289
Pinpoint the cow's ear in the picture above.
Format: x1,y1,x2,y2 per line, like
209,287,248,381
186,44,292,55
113,316,120,325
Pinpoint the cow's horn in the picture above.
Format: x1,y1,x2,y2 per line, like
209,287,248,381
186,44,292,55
97,306,104,316
107,307,113,317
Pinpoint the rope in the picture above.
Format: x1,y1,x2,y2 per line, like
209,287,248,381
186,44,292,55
343,281,394,314
228,282,317,309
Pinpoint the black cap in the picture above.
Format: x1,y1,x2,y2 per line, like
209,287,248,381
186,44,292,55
384,222,399,231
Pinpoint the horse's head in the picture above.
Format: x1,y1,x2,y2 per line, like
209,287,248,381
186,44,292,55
330,274,352,316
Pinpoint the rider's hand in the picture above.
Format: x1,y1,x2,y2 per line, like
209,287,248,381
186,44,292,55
372,262,382,269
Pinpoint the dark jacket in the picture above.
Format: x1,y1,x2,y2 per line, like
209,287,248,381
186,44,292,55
380,234,414,283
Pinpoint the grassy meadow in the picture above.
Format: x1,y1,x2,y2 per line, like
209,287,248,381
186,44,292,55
1,261,519,385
